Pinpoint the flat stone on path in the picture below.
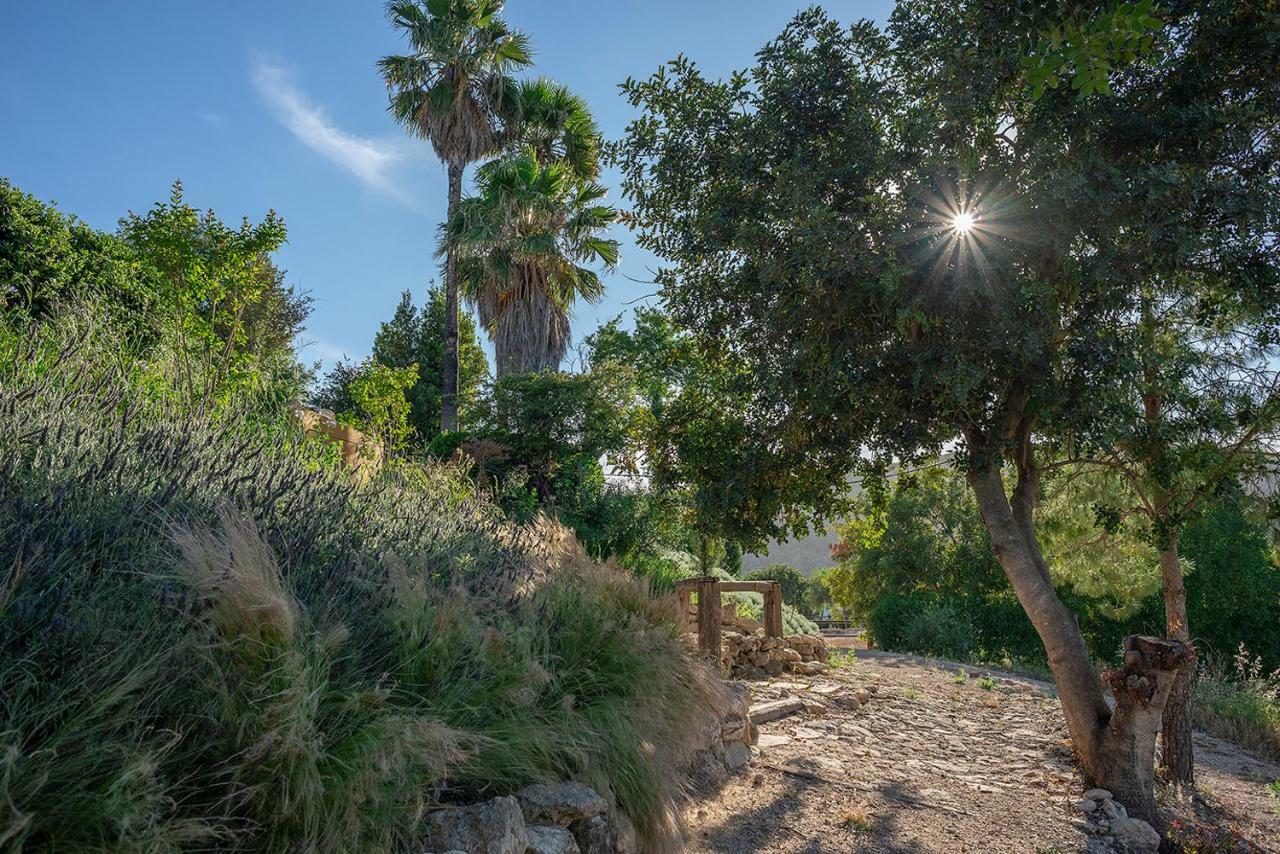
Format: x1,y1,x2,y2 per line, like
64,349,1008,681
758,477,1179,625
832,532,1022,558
749,697,804,725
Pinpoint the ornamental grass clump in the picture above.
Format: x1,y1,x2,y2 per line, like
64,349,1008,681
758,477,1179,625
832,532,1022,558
0,318,724,852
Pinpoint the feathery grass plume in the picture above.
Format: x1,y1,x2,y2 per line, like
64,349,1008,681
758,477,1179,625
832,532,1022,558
174,510,466,851
1,310,732,852
173,508,297,648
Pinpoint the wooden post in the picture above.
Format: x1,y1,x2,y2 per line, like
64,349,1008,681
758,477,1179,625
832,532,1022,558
696,576,721,663
763,581,783,639
675,582,695,634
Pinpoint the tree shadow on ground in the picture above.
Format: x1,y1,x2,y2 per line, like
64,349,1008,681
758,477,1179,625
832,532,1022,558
692,756,930,853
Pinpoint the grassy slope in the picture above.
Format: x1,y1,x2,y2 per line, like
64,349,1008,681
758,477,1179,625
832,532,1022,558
0,327,725,853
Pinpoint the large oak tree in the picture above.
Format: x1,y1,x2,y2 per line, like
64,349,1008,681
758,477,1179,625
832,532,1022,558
614,1,1278,827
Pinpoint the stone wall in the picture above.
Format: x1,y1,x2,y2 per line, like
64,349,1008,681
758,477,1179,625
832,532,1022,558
721,629,828,679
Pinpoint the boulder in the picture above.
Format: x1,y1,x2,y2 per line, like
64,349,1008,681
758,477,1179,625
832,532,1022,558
1111,817,1160,853
723,740,752,771
516,782,607,827
569,814,613,854
1083,788,1113,802
424,796,527,854
525,825,580,854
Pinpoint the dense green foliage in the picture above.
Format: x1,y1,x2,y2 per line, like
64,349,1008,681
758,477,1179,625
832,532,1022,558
315,286,490,440
1182,501,1280,667
1,180,311,410
0,179,728,852
828,465,1280,671
0,178,162,347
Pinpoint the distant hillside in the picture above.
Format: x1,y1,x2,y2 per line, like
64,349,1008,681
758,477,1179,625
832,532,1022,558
741,522,842,576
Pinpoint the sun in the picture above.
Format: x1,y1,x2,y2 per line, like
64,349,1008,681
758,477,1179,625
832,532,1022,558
951,210,976,234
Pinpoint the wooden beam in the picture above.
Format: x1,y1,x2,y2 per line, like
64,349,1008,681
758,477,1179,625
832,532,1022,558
718,581,778,594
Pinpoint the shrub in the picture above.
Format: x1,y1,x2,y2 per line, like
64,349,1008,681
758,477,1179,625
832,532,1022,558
745,564,808,612
1182,501,1280,671
1193,645,1280,762
898,601,977,661
0,330,724,852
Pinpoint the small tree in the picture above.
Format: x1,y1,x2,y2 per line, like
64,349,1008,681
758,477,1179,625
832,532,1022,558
346,362,419,452
745,564,807,611
372,287,489,437
121,181,300,408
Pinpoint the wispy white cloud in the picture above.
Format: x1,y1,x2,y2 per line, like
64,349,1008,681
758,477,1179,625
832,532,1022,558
251,58,409,201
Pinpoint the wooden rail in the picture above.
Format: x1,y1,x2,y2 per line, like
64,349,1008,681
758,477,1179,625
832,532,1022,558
675,576,783,662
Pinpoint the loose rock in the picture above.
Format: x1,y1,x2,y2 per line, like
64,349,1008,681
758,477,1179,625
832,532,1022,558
749,697,804,725
525,824,580,854
516,782,607,827
723,740,752,771
569,814,613,854
424,796,527,854
1111,817,1160,853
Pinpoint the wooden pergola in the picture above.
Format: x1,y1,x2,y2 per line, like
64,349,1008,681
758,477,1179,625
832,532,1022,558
675,576,783,662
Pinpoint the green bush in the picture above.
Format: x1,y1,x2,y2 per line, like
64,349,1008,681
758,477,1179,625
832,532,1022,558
744,564,809,612
1182,501,1280,670
900,602,977,661
1193,645,1280,761
0,329,724,852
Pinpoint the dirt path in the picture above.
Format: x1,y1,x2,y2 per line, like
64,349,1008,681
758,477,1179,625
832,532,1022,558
684,649,1280,853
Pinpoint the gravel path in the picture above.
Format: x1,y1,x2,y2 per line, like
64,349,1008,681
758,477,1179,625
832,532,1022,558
683,649,1280,853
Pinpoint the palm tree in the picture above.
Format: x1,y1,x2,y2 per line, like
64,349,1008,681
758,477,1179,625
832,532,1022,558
378,0,531,432
513,78,600,181
444,151,619,376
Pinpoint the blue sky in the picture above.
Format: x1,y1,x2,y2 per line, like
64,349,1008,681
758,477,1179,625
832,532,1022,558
1,1,892,373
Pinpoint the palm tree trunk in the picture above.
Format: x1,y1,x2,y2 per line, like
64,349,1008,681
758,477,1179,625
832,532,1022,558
441,161,463,432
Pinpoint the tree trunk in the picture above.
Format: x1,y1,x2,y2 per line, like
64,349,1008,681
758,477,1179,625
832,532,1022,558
1158,538,1196,784
441,162,463,433
967,462,1190,834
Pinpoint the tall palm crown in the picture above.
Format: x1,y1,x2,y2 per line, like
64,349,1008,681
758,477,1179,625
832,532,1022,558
444,151,619,376
378,0,531,168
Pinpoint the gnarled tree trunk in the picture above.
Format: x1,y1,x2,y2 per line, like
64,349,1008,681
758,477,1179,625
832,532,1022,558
967,461,1191,833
